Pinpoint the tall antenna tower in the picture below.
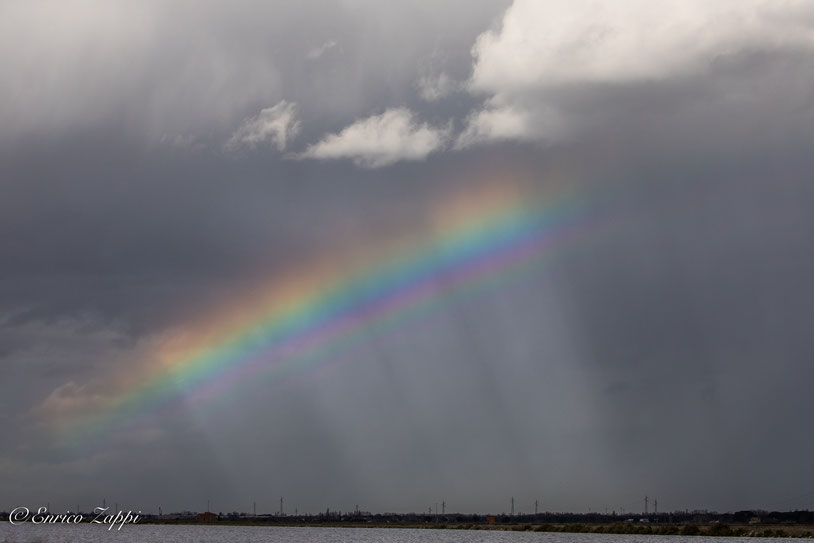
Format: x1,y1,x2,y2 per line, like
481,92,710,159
654,499,658,515
442,501,445,515
511,497,514,516
644,496,648,515
535,500,539,515
280,497,283,516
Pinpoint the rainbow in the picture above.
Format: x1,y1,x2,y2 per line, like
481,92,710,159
58,180,615,445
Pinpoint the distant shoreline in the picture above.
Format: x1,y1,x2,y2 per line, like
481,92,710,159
5,513,814,538
2,519,813,538
129,520,814,538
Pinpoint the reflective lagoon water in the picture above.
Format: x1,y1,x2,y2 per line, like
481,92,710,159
0,524,802,543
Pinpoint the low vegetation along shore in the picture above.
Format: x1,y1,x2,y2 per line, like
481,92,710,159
5,509,814,538
438,522,814,538
139,519,814,538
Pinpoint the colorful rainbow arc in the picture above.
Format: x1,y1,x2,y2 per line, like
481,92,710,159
61,185,609,444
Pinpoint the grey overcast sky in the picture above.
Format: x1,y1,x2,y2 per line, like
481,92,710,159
2,0,814,516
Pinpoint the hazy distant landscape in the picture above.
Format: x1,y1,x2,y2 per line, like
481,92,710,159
1,524,813,543
4,508,814,539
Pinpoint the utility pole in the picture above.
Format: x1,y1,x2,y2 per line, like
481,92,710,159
253,502,256,517
654,499,658,515
280,497,283,516
644,496,648,515
511,497,514,516
207,500,210,513
535,500,539,515
442,501,445,515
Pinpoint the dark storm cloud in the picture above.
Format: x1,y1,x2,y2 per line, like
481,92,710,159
2,0,814,517
548,158,814,510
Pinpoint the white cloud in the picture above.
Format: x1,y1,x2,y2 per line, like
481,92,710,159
417,72,457,102
36,381,109,423
307,40,338,60
225,101,300,152
299,108,451,168
455,103,536,149
159,133,206,153
471,0,814,93
460,0,814,146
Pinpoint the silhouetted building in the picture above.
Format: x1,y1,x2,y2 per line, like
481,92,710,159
197,512,217,523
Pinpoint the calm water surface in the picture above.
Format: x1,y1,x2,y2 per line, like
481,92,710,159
0,524,799,543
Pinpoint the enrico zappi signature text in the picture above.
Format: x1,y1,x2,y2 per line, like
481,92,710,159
9,506,141,530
